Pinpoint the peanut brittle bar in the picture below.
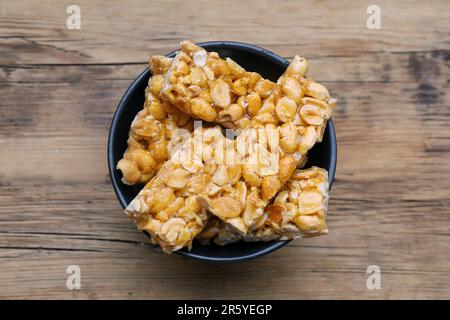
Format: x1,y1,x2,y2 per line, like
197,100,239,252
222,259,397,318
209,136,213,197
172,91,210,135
204,166,329,245
124,126,234,253
117,56,194,185
161,41,335,136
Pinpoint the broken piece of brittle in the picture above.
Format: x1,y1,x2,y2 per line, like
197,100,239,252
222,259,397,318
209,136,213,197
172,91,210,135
117,56,194,185
161,40,335,137
200,167,329,246
125,125,242,253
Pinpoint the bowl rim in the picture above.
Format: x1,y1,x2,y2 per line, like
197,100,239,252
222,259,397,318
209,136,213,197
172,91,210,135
107,41,337,262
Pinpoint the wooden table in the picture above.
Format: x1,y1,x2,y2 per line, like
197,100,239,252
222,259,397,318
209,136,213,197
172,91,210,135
1,0,449,299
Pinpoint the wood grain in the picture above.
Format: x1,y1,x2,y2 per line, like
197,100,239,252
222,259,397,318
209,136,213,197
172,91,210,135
0,0,449,299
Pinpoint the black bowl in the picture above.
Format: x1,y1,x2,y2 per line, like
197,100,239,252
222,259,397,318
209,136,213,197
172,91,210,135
108,41,337,262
